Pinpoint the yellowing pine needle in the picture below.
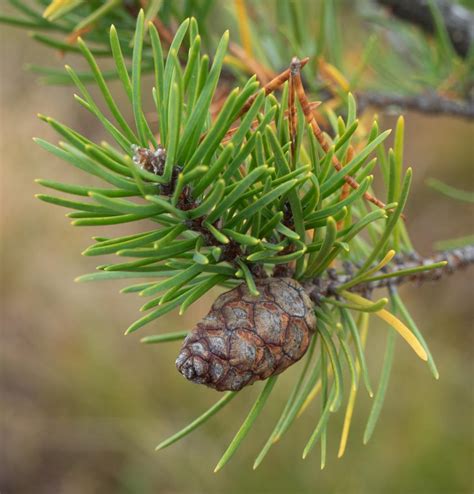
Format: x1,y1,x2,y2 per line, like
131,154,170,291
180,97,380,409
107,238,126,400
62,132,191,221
338,249,396,291
337,379,357,458
361,249,396,277
297,324,343,420
223,55,248,72
297,366,333,418
298,380,321,418
337,313,369,458
342,291,428,361
234,0,253,59
43,0,83,21
318,57,350,92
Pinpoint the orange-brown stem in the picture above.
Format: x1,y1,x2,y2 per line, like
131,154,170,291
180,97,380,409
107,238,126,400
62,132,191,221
290,57,387,211
67,25,93,44
237,57,310,118
219,101,320,144
288,64,298,160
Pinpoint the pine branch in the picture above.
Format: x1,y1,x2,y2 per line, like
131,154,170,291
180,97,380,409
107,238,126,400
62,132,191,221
377,0,474,58
30,11,472,468
357,91,474,120
306,245,474,301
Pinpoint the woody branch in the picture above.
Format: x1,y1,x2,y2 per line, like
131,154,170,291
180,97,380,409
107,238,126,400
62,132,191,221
305,244,474,302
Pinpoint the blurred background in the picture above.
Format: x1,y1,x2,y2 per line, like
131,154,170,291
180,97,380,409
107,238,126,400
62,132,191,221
1,3,473,493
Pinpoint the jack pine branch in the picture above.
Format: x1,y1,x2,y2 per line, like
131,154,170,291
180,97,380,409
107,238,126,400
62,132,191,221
306,245,474,301
377,0,474,58
357,91,474,120
28,11,473,471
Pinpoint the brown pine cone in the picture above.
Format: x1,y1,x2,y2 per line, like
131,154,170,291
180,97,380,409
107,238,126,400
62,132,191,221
175,278,316,391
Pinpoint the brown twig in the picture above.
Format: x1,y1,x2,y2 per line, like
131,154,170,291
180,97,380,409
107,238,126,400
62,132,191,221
377,0,474,59
220,101,320,144
290,57,388,211
357,91,474,120
237,57,310,118
288,61,298,160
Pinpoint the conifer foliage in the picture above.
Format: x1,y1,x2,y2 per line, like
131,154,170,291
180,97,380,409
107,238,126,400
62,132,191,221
2,0,473,472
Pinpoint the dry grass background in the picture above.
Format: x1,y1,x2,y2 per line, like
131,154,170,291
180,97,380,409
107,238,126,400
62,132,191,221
1,17,473,494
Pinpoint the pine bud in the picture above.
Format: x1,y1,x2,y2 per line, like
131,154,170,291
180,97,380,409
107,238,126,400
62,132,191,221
176,278,316,391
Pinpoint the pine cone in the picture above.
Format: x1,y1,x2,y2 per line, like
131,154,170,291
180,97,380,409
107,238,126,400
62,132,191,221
176,278,316,391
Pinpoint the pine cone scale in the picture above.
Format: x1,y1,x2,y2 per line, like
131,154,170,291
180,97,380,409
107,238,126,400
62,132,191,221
176,278,316,391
